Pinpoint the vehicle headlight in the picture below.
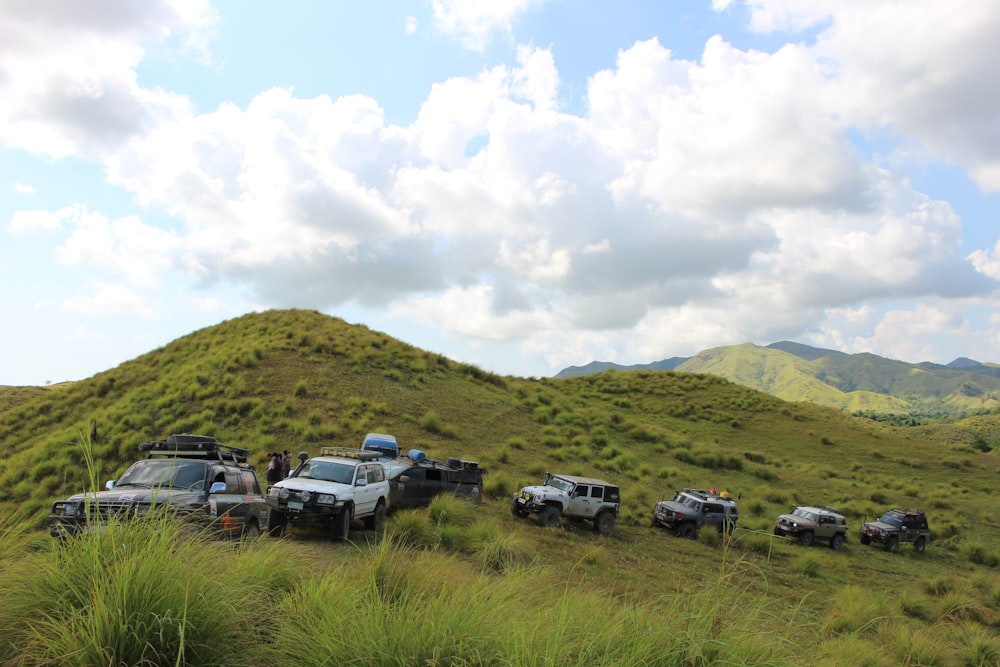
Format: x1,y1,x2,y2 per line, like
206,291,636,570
316,494,336,505
61,503,78,517
300,491,312,503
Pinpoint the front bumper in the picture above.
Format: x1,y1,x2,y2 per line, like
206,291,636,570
266,496,342,520
652,506,683,528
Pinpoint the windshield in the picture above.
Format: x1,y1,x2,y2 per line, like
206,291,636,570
384,462,411,480
878,512,903,527
546,476,575,493
295,461,356,484
678,494,701,510
115,460,207,490
791,508,817,521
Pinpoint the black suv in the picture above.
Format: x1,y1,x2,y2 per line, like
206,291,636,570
383,450,485,510
860,508,930,553
49,434,268,539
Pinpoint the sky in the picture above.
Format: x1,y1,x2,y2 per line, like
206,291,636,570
2,0,1000,386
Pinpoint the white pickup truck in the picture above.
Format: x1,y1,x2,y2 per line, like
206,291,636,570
266,448,389,540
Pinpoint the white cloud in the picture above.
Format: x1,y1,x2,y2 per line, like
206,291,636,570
10,209,62,233
0,0,210,159
62,282,157,319
430,0,546,51
14,182,36,194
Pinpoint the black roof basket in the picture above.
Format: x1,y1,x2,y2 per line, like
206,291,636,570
138,433,249,464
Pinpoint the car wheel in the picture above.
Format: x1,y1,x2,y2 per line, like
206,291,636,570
594,512,615,535
537,505,561,528
365,501,386,531
676,522,697,539
885,535,899,552
242,519,261,540
267,511,286,538
829,534,844,551
860,534,870,545
798,531,814,547
913,537,926,553
332,508,351,542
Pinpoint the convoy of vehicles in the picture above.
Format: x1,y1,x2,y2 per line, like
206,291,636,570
48,430,935,570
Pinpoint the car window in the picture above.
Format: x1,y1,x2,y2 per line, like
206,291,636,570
704,503,723,514
365,465,384,483
426,469,442,482
590,486,603,499
241,470,260,494
223,470,241,494
574,485,589,497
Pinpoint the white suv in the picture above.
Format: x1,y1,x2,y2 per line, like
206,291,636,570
511,473,620,535
266,448,389,540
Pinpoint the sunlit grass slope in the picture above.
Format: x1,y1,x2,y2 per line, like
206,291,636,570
0,308,998,665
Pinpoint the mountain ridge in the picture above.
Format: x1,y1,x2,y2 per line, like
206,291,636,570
555,341,1000,414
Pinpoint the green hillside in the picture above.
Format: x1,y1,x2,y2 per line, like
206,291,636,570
1,309,999,665
557,341,1000,416
682,342,1000,414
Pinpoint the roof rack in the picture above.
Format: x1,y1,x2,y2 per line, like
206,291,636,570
138,433,249,464
404,449,481,470
319,447,382,461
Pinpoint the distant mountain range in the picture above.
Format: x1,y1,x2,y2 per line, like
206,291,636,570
555,342,1000,414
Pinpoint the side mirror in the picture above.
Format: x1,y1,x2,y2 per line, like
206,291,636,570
398,475,410,483
297,451,308,461
209,481,227,494
105,480,115,490
356,477,368,487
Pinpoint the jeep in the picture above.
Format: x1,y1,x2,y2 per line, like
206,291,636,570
774,506,847,550
384,449,484,510
860,508,930,553
49,434,267,540
652,488,738,538
511,473,620,535
266,447,390,541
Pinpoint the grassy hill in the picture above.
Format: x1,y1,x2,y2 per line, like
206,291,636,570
1,309,998,665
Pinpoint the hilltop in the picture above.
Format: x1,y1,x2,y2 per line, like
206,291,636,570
1,309,998,664
557,341,1000,416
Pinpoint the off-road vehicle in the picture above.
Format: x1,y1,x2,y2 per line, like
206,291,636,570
383,449,484,510
860,508,930,553
49,434,267,539
511,473,620,535
774,506,847,550
652,488,739,538
266,447,390,541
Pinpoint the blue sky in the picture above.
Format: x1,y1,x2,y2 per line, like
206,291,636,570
2,0,1000,386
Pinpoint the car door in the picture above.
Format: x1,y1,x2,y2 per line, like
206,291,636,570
702,502,724,528
567,484,597,516
208,467,245,536
353,464,378,515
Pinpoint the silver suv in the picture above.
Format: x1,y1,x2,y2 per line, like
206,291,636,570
511,473,620,535
774,506,847,550
652,488,738,538
266,448,389,541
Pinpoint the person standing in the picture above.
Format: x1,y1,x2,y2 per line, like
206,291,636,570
265,452,282,490
281,450,291,479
